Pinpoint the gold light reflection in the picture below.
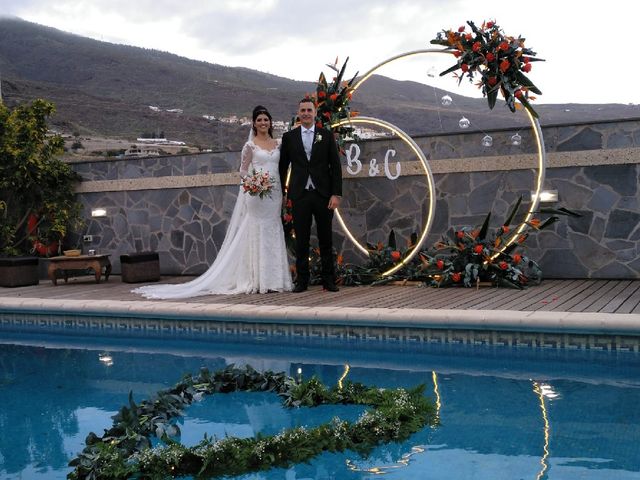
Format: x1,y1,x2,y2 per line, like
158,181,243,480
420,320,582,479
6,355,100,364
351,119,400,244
338,364,350,389
533,381,551,480
345,371,440,475
332,116,436,277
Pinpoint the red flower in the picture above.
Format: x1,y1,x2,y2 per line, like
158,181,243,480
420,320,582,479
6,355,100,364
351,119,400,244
286,199,293,208
485,52,495,62
465,33,472,41
315,121,323,129
522,63,532,73
499,59,510,73
323,111,331,118
390,250,401,261
283,213,293,223
523,56,530,64
486,21,494,28
501,225,510,234
458,26,465,32
498,41,509,51
452,272,461,282
453,51,462,58
487,76,498,86
499,261,508,270
436,259,445,270
337,254,344,266
513,253,522,264
514,89,523,98
460,63,469,72
317,91,326,99
518,235,527,244
472,41,481,52
456,231,464,239
473,244,483,254
329,93,338,101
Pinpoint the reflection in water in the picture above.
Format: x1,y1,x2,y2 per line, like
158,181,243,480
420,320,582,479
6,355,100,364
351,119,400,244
1,334,640,479
533,381,552,480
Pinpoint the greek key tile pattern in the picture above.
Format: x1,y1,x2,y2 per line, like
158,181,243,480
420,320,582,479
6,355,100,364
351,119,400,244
2,313,639,352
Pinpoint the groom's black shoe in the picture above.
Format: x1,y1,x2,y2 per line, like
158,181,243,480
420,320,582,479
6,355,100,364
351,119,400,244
292,283,308,293
323,282,339,292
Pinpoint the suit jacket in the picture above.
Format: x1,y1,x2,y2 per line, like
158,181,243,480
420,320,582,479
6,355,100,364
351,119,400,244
279,126,342,200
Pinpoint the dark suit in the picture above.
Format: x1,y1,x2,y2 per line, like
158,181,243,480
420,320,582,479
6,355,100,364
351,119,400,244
279,126,342,286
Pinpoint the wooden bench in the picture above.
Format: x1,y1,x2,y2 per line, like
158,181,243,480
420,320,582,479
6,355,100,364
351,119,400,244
48,254,112,286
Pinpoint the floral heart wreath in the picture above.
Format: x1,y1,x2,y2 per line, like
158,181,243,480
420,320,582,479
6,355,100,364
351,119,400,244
69,364,437,479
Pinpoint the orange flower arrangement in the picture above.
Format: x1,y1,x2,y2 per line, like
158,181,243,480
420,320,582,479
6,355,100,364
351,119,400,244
431,20,544,117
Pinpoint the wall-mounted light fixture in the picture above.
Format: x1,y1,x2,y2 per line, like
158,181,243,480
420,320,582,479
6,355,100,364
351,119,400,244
91,208,108,217
531,189,558,203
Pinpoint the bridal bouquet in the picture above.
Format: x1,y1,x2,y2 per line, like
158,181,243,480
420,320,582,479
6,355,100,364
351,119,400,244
241,169,275,198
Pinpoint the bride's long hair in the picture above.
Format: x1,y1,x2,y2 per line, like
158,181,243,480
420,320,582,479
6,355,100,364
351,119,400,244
251,105,273,138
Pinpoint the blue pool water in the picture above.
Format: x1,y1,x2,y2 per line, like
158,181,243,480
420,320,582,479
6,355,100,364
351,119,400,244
1,331,639,479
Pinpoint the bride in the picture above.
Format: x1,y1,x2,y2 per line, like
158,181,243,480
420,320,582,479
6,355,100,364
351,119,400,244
133,105,293,298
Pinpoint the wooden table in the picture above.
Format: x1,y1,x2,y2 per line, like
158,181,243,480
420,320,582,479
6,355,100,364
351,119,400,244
48,254,112,286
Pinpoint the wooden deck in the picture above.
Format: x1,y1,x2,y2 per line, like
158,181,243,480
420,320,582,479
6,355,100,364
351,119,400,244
4,277,640,315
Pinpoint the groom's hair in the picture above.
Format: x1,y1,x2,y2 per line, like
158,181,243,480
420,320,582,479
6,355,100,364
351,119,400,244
299,98,316,107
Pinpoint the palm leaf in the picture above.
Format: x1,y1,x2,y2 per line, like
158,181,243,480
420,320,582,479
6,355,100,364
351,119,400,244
504,196,523,226
538,216,559,230
478,212,491,240
388,229,397,250
439,63,461,77
487,87,499,110
514,71,542,95
539,207,581,217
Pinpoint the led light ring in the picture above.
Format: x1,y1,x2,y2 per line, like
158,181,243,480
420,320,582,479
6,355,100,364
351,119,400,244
350,48,546,260
331,116,435,277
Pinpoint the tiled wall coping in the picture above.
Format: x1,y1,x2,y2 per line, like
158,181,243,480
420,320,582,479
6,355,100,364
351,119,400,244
75,147,640,193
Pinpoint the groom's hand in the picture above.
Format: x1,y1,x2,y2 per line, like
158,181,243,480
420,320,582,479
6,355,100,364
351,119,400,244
328,195,341,210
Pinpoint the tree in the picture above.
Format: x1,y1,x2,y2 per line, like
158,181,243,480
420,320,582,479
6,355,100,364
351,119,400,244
0,99,83,256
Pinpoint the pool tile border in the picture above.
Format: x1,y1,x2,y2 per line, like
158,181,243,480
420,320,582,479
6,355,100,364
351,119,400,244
1,298,639,351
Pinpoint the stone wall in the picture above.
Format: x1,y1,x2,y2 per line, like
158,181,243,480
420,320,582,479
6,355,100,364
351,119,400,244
72,117,640,279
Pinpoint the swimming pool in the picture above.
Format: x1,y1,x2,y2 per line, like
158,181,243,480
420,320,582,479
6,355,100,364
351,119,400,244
1,331,639,479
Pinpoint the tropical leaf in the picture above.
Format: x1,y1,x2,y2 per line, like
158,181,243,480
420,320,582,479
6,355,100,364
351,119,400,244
439,63,461,77
478,212,491,240
538,216,559,230
514,71,542,95
388,230,397,250
487,87,499,110
504,196,523,226
539,207,582,217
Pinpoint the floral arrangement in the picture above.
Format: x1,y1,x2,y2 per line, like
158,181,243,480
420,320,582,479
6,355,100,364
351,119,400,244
68,364,437,480
310,198,579,289
431,20,544,117
312,57,359,153
241,169,275,198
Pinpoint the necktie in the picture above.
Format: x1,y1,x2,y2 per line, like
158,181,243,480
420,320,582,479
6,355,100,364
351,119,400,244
303,129,313,160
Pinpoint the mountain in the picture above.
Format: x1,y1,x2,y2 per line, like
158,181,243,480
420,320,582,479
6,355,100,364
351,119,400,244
1,17,637,152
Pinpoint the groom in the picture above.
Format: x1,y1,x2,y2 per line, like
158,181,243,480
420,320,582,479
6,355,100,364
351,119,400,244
279,98,342,292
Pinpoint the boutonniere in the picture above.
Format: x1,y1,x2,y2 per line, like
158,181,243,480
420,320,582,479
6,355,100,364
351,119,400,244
314,132,322,144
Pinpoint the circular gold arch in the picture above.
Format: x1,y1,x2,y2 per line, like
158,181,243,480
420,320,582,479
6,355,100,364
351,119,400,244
347,48,546,263
331,116,435,277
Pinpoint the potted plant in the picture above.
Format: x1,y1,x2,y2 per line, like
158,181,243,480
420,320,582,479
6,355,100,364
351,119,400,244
0,99,82,287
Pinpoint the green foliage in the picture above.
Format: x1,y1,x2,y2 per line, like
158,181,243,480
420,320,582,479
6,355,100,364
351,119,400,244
68,364,437,480
0,99,83,256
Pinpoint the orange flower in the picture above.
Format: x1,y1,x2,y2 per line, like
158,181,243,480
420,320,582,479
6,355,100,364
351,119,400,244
337,254,344,266
350,111,359,117
390,250,401,261
513,253,522,264
529,218,541,228
473,244,483,254
456,231,465,239
452,272,461,282
318,91,326,98
330,93,338,101
518,235,527,244
499,261,508,270
499,59,510,73
501,225,510,234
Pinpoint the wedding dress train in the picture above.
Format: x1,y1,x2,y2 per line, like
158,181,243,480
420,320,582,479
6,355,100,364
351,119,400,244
133,140,292,298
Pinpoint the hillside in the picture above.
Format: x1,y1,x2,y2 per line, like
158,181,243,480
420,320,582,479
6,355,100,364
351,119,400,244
1,17,638,152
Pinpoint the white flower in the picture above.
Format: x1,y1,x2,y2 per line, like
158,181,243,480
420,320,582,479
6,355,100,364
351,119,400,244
314,133,322,144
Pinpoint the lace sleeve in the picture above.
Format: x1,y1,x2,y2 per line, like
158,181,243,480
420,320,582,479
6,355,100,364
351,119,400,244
239,143,254,177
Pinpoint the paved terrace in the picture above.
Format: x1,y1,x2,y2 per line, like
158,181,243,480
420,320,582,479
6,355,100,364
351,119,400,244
2,277,640,339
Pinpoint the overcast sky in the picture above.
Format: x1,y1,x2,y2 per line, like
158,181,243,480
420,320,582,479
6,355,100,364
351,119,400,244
1,0,639,105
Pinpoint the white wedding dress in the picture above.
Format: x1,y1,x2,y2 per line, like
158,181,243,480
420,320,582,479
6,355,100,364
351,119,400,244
133,139,292,298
